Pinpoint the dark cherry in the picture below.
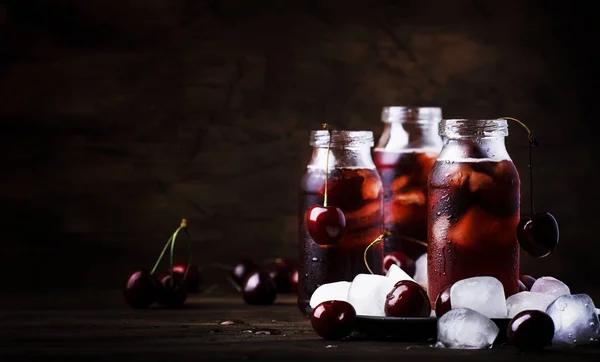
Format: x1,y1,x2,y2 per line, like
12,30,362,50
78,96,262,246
290,269,299,293
305,205,346,245
517,212,559,258
383,251,416,277
267,259,295,294
434,284,453,318
507,310,555,351
157,273,188,309
311,300,356,340
385,280,431,317
232,260,259,287
518,280,528,292
242,270,277,305
124,269,159,309
170,264,201,293
519,274,537,290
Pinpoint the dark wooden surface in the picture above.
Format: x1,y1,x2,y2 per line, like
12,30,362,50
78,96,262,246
1,291,599,361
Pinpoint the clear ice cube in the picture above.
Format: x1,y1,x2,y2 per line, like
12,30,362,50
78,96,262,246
530,276,571,298
436,308,500,349
546,294,600,346
347,274,398,317
450,276,507,318
309,281,351,308
506,291,557,318
413,253,428,288
385,264,415,285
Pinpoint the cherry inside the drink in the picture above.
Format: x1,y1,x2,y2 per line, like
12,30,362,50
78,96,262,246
373,150,438,259
298,167,383,316
427,150,520,305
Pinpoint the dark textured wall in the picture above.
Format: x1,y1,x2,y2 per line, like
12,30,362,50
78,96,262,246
0,0,597,294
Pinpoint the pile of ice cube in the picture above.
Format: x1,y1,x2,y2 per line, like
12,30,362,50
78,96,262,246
310,261,600,350
437,275,600,349
309,253,428,317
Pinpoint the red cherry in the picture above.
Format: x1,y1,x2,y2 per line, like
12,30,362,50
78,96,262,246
232,260,259,287
124,269,159,309
169,264,201,293
157,273,188,309
518,280,528,292
519,274,537,290
434,284,452,318
305,205,346,245
267,260,295,294
385,280,431,317
242,271,277,305
383,251,416,277
517,212,559,258
507,310,555,351
311,300,356,340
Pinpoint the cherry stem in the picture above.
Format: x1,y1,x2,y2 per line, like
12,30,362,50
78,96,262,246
502,117,537,215
322,122,331,207
226,276,242,293
150,219,191,279
363,234,384,275
385,231,428,248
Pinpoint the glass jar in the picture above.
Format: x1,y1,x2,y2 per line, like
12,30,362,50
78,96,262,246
298,130,384,316
373,106,443,260
427,118,521,305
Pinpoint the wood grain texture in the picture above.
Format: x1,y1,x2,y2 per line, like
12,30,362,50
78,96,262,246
0,0,598,292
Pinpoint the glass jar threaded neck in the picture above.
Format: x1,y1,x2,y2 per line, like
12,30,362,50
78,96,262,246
440,119,509,139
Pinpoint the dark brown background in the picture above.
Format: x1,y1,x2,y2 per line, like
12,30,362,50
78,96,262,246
0,0,597,297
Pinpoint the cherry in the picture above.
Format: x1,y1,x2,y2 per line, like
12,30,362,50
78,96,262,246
519,274,537,290
518,280,528,292
242,270,277,305
170,264,201,293
267,259,296,293
517,212,559,258
311,300,356,340
434,284,452,318
232,260,259,287
306,205,346,245
124,269,159,309
290,269,299,293
157,273,188,309
507,310,555,351
385,280,431,317
383,251,416,277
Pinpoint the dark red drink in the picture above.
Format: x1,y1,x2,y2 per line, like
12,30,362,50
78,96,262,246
373,150,438,259
298,167,383,316
427,157,520,304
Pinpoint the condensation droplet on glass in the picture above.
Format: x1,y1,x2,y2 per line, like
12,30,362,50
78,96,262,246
573,339,577,344
311,257,318,262
568,333,572,338
590,322,596,327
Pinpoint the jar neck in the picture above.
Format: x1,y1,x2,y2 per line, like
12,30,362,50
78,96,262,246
440,119,509,139
437,137,511,162
376,121,443,151
308,145,376,170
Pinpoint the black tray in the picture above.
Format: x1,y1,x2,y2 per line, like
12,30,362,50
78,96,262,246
353,315,510,343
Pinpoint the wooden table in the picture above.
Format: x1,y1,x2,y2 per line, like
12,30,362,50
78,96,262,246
1,291,599,361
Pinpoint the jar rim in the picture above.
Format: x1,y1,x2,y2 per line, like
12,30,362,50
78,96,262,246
310,130,374,148
381,106,442,124
440,118,509,138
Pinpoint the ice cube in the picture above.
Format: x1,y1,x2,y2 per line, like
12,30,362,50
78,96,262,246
450,276,507,318
436,308,500,349
347,274,397,317
546,294,600,346
309,281,351,308
530,276,570,298
468,171,494,193
506,291,557,318
385,264,415,284
413,253,427,289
